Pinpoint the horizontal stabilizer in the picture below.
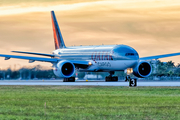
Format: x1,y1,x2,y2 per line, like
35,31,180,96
0,54,58,63
12,51,55,57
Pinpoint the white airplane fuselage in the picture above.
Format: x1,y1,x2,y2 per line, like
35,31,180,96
53,44,139,72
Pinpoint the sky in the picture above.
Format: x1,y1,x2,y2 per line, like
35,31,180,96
0,0,180,69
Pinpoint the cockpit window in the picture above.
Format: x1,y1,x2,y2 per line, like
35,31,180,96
125,53,139,56
113,45,139,60
125,53,135,56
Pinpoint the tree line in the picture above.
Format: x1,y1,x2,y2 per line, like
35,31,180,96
0,65,56,80
150,60,180,77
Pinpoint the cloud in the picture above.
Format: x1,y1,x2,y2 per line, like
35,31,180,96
1,0,180,16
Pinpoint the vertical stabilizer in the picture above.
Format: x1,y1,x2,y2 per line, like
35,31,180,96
51,11,66,49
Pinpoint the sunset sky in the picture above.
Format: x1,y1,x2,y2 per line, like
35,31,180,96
0,0,180,69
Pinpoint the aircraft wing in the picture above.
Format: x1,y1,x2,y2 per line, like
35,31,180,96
140,52,180,60
0,54,91,68
11,51,55,57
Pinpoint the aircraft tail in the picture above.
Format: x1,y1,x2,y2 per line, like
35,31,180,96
51,11,66,49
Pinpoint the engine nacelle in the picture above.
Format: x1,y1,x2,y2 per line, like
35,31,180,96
53,60,75,78
133,61,152,78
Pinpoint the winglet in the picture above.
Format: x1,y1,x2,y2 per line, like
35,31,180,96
51,11,66,49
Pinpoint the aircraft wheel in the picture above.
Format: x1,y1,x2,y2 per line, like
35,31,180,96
63,77,75,82
105,76,118,82
105,76,112,82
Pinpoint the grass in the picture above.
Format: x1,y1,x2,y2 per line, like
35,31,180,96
0,86,180,119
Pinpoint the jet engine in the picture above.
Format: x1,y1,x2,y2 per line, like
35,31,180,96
133,61,152,78
53,60,75,78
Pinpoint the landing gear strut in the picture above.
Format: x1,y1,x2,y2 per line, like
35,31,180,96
105,71,118,82
63,77,75,82
125,75,131,82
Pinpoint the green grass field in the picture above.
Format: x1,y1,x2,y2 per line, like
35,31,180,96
0,86,179,119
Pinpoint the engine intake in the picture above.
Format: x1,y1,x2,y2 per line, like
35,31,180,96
53,60,75,78
133,61,152,78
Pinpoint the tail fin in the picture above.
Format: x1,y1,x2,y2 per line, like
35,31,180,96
51,11,66,49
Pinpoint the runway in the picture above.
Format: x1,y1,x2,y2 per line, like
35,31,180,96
0,80,180,86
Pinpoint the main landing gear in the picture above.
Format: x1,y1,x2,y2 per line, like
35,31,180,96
63,77,75,82
105,71,118,82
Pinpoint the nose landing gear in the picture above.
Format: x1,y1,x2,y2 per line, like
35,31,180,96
125,75,131,82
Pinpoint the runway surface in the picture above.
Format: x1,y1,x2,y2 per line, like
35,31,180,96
0,80,180,86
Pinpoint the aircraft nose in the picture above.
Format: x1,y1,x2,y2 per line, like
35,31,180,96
112,45,139,60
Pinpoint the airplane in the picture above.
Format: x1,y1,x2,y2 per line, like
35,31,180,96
0,11,180,82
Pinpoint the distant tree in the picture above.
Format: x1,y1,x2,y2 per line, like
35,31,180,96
11,70,20,79
156,61,167,76
166,61,175,68
176,63,180,68
5,68,12,79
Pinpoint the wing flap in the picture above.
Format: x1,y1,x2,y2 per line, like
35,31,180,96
140,52,180,60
